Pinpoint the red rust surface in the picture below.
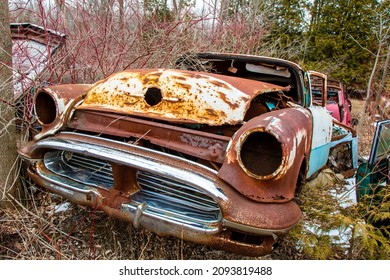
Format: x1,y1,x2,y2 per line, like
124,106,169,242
36,84,92,102
111,163,140,195
68,110,230,163
33,85,91,139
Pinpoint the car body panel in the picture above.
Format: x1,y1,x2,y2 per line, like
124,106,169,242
356,120,390,199
306,72,333,177
307,106,333,177
218,106,312,202
79,69,287,126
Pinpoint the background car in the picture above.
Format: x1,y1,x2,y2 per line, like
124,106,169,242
312,79,353,126
356,119,390,234
356,119,390,199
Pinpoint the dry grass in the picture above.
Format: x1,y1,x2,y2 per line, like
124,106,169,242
0,183,266,260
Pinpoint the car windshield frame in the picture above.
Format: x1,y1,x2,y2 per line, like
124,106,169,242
369,120,390,166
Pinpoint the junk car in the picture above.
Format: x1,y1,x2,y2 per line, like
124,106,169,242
18,53,358,256
356,119,389,232
356,120,389,197
311,79,353,126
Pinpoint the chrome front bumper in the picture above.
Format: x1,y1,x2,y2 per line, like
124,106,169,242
19,132,302,256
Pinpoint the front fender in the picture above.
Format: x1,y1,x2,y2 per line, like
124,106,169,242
218,107,312,202
33,84,92,140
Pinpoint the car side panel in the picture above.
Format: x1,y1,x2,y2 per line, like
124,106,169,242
307,106,333,177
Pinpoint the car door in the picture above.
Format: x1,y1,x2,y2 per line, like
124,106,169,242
306,71,333,178
356,119,390,200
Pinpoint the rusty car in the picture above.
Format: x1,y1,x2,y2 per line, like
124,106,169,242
18,53,358,256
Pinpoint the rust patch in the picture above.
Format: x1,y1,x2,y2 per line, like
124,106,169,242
78,69,285,126
111,163,140,195
68,110,230,163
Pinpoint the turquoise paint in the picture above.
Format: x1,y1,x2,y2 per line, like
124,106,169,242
265,102,276,111
307,143,331,178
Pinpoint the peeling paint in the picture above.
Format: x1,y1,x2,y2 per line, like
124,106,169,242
78,69,285,125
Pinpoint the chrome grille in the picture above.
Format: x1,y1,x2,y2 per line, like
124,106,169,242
133,172,221,227
44,151,114,188
44,151,221,228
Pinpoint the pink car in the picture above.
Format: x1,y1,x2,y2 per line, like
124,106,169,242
312,80,353,126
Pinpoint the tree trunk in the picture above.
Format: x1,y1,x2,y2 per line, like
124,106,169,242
375,44,390,118
0,0,20,208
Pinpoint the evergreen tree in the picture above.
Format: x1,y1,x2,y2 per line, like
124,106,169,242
306,0,380,89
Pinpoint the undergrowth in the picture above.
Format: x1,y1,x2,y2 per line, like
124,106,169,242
273,169,390,260
1,168,389,260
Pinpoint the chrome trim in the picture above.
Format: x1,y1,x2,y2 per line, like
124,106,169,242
62,131,219,175
35,160,221,235
35,163,101,203
43,148,222,232
121,203,220,234
27,132,297,239
35,133,227,202
44,151,114,189
133,202,148,229
223,219,294,240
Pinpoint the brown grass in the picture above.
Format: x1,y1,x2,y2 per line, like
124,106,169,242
0,184,267,260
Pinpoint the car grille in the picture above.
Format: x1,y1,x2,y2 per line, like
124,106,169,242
44,151,221,229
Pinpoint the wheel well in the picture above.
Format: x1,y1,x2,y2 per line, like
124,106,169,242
295,159,307,195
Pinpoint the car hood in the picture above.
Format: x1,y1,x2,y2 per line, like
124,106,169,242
77,69,286,125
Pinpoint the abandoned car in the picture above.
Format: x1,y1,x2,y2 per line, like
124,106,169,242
18,53,358,256
311,79,353,127
356,119,389,230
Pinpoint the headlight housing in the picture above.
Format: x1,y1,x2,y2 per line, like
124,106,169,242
238,129,285,180
34,90,57,125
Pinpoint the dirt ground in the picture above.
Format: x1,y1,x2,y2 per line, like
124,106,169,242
350,98,376,157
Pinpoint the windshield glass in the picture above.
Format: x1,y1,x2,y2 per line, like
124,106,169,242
375,122,390,160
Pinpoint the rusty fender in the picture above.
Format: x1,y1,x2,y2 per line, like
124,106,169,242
219,108,313,202
33,84,92,140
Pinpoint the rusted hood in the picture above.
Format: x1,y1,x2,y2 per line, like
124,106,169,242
77,69,286,125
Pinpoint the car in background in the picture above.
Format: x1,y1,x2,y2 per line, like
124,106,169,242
312,80,353,126
11,23,66,137
356,119,389,233
356,119,390,201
